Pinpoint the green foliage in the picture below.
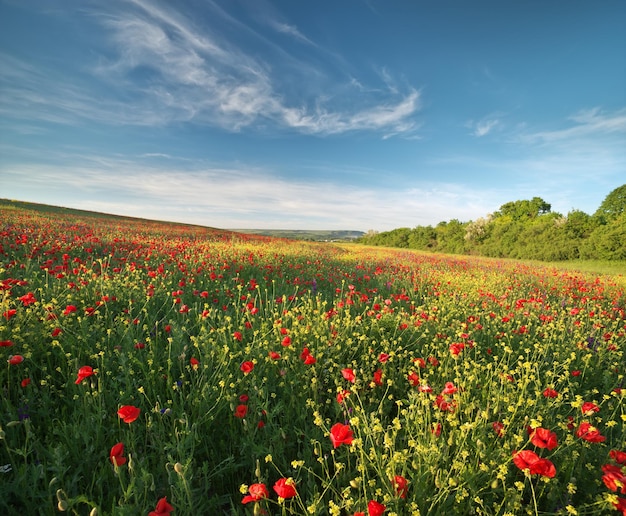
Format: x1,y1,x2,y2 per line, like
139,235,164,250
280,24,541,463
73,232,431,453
358,186,626,263
594,184,626,221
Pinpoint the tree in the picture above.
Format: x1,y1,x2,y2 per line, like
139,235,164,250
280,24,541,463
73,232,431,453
493,197,551,220
594,184,626,221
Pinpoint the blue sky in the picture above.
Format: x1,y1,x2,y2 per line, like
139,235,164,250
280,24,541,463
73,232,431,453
1,0,625,231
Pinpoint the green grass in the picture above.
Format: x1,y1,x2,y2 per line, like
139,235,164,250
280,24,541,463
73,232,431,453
1,202,625,515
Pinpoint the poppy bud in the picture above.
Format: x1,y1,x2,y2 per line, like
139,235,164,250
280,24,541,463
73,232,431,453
174,462,184,475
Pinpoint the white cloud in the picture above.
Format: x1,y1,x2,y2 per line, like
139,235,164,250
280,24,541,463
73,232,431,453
0,154,495,231
519,107,626,144
1,2,421,137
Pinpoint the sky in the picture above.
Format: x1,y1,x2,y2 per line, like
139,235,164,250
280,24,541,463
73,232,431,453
0,0,625,231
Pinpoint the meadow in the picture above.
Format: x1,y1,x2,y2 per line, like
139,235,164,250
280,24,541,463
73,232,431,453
1,203,625,515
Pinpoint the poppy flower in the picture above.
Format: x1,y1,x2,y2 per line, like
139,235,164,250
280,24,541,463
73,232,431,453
234,405,248,418
75,366,94,384
441,381,457,395
336,389,350,404
273,477,297,499
190,357,199,369
610,450,626,465
240,361,254,374
117,405,141,424
367,500,386,516
148,496,174,516
378,353,390,363
601,464,626,493
581,401,600,415
392,475,408,498
542,388,558,398
281,336,292,347
372,369,383,387
512,450,556,478
407,371,420,387
269,351,281,360
63,305,77,316
492,421,505,437
303,354,316,365
241,483,269,504
341,368,356,383
576,422,605,443
233,331,243,341
8,355,24,365
110,442,127,466
530,427,558,450
0,340,13,347
21,378,31,388
330,422,354,448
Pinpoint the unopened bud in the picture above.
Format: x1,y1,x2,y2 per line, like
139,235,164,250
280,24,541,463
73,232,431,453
174,462,184,475
57,500,68,511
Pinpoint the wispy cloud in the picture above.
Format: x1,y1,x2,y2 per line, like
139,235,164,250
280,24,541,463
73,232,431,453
467,115,502,137
1,1,420,137
519,107,626,144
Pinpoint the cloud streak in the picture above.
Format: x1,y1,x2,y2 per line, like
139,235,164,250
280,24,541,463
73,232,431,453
1,1,420,136
0,152,495,230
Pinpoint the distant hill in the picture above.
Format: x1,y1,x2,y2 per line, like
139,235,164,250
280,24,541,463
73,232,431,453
232,229,364,241
0,199,364,242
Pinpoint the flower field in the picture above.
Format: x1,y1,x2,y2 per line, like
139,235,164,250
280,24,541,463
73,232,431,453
1,204,625,515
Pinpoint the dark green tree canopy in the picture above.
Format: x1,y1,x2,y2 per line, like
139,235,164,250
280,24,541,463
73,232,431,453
493,197,551,220
594,184,626,221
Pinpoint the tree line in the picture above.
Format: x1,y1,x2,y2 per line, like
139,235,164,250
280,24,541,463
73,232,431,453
357,184,626,261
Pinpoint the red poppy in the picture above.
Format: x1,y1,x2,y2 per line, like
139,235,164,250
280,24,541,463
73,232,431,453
63,305,77,316
336,389,350,404
492,421,504,437
392,475,408,498
0,340,13,347
240,361,254,374
576,422,605,443
148,496,174,516
329,423,354,448
233,331,243,341
234,405,248,418
190,357,199,369
117,405,141,424
110,442,127,466
441,381,457,395
8,355,24,365
134,342,145,349
3,309,17,320
269,351,281,360
372,369,383,387
512,450,556,478
610,450,626,465
242,483,269,504
273,477,297,499
613,497,626,515
601,464,626,493
378,353,390,363
431,423,442,437
542,388,558,398
341,368,356,383
75,365,94,384
21,378,31,388
407,371,420,387
281,336,292,347
530,427,558,450
367,499,386,516
581,401,600,415
303,354,316,365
